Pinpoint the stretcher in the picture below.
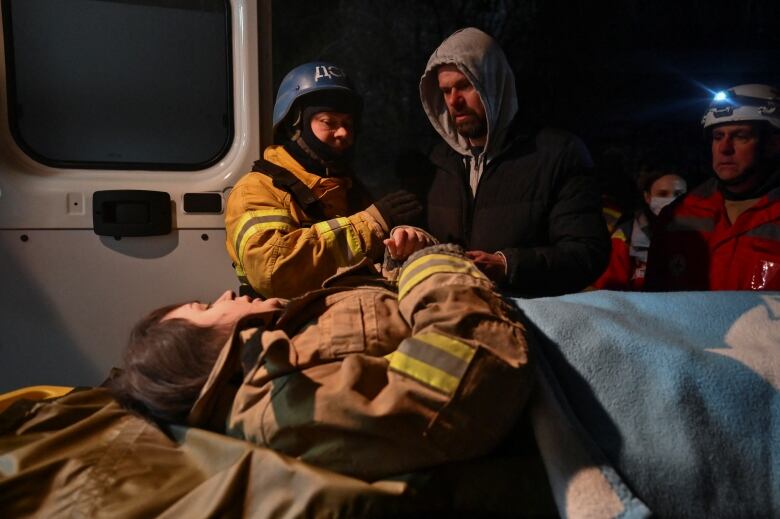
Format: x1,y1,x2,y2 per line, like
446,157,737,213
1,290,778,518
0,387,552,517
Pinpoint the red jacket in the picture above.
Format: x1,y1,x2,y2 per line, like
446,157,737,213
645,178,780,291
593,213,651,291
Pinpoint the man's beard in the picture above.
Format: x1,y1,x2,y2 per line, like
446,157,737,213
453,113,486,139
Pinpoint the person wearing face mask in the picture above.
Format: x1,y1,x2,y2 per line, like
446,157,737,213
592,166,687,290
225,62,425,299
645,84,780,291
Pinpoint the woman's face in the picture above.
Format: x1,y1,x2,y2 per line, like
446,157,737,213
309,111,355,153
647,174,687,200
165,290,285,328
643,173,687,215
644,174,687,204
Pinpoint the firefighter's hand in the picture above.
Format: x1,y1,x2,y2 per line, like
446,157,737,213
384,227,435,260
466,250,507,283
372,190,422,229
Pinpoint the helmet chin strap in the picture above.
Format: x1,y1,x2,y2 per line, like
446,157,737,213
294,134,330,172
292,134,350,177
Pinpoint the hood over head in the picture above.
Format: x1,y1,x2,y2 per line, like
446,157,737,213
420,27,518,158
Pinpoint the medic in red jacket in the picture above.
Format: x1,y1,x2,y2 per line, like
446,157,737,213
594,169,687,291
645,84,780,291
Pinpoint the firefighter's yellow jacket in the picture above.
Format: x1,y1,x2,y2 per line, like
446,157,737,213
225,145,390,298
188,246,533,481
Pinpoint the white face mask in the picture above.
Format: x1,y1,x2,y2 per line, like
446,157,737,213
649,196,676,216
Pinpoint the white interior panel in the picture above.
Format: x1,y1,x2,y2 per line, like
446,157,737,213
0,0,271,393
0,228,238,391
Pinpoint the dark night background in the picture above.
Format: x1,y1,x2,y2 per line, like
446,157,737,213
272,0,780,216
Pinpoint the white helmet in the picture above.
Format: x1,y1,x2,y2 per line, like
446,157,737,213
701,83,780,130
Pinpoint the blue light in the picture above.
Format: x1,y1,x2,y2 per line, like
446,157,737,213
714,91,727,102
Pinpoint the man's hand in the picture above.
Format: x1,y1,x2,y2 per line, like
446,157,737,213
466,250,507,283
384,227,435,260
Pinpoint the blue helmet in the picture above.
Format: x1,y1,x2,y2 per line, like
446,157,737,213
272,62,362,133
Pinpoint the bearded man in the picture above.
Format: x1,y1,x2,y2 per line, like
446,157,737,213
419,28,609,297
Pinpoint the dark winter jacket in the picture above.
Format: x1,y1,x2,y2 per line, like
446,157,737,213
425,122,610,296
419,27,609,296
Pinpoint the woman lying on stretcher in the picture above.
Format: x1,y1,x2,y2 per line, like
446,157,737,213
109,245,533,480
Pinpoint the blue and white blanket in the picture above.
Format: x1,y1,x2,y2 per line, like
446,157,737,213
513,290,780,519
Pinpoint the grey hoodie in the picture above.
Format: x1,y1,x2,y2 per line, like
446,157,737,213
420,28,518,195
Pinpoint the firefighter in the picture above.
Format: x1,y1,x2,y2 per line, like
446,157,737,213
225,62,425,299
645,84,780,290
109,245,532,481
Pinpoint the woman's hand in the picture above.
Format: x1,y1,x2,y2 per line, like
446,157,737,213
383,227,436,260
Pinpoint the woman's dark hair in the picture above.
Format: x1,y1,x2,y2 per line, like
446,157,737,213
108,303,232,424
636,164,687,195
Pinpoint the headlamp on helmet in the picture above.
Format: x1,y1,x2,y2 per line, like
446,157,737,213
701,83,780,130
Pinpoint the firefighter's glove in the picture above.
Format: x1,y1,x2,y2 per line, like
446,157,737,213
372,190,422,229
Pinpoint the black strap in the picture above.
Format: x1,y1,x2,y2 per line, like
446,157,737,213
238,282,261,299
252,159,327,221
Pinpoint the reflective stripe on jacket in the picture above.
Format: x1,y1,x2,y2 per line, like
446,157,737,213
593,213,650,291
188,251,532,481
225,145,388,298
592,221,634,290
645,178,780,291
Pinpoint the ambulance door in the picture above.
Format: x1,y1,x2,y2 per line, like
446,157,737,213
0,0,272,392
